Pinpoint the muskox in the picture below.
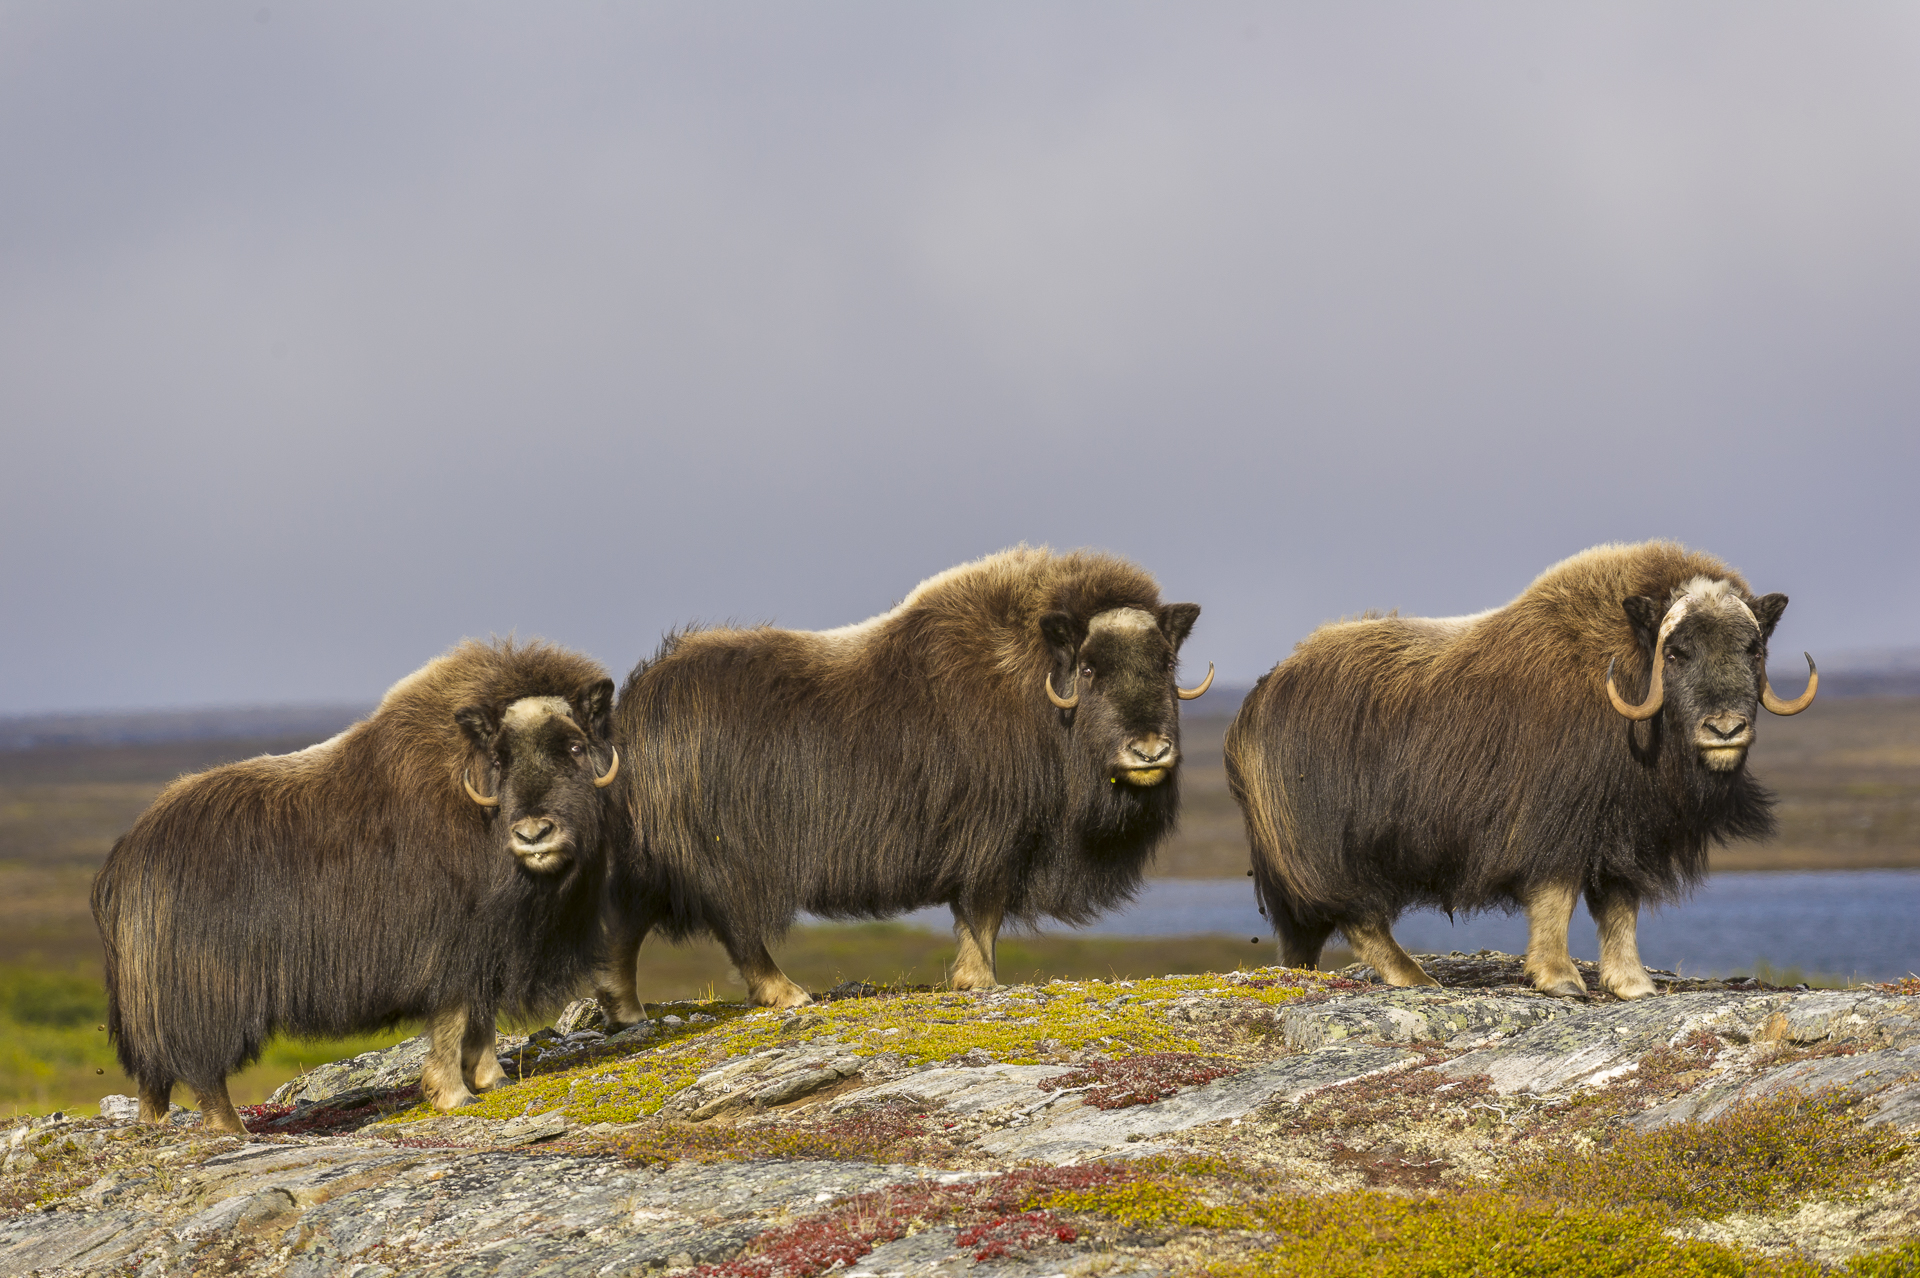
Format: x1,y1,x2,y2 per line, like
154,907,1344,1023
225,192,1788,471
1225,541,1816,1000
596,546,1212,1014
91,639,620,1133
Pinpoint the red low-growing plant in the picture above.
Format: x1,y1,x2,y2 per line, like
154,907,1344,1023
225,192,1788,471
698,1162,1144,1278
956,1211,1077,1260
1038,1053,1242,1110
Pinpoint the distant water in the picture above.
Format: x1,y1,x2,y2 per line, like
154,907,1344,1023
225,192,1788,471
874,871,1920,983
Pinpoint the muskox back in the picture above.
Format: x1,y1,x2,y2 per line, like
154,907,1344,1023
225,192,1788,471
600,546,1208,1011
1227,541,1801,1000
92,638,618,1131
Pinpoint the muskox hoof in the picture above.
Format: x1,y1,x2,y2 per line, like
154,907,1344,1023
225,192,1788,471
1603,972,1657,1001
426,1086,481,1112
752,982,814,1010
1536,979,1588,999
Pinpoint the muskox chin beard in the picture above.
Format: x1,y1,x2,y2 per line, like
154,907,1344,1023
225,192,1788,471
1075,766,1180,848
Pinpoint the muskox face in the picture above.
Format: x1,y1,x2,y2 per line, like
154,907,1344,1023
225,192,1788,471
1041,603,1207,787
455,679,619,872
1614,580,1814,773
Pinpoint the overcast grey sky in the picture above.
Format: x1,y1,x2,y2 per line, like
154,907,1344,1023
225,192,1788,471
2,3,1915,714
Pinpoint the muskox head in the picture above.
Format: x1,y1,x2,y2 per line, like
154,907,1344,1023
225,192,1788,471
1607,578,1816,772
454,679,620,872
1040,603,1210,787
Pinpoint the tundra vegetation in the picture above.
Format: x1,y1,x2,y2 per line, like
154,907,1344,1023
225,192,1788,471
4,955,1916,1276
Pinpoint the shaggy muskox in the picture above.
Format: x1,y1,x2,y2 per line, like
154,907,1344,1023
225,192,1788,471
1225,541,1816,1000
91,639,620,1133
597,546,1212,1014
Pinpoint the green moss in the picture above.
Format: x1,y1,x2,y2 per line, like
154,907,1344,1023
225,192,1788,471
1041,1178,1254,1230
1209,1192,1822,1278
382,969,1324,1128
1503,1091,1909,1221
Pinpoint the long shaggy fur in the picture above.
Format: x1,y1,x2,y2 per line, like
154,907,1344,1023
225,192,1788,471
610,547,1184,953
1226,542,1778,949
92,638,614,1107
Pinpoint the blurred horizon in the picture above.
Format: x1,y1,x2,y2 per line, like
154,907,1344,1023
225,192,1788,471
0,643,1910,750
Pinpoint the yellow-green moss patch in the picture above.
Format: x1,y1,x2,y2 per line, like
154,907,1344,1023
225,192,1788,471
1208,1191,1822,1278
380,969,1324,1128
1503,1090,1910,1220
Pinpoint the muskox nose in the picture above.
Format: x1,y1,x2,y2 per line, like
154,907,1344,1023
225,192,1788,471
1126,738,1173,766
511,817,556,846
1703,714,1751,741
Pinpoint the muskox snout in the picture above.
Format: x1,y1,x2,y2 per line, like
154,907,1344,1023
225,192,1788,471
512,817,555,845
1695,712,1754,771
1116,735,1178,786
508,817,571,870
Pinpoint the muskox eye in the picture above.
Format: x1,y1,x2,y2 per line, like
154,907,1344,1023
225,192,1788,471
1081,665,1094,679
569,743,585,757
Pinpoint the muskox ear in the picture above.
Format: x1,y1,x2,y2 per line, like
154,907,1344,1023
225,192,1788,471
454,704,501,753
569,678,615,742
1038,611,1081,659
1750,593,1789,640
1621,596,1663,652
1158,603,1201,651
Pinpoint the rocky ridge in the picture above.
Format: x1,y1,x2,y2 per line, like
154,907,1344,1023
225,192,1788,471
2,953,1917,1276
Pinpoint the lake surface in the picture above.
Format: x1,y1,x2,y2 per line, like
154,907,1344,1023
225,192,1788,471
875,871,1920,982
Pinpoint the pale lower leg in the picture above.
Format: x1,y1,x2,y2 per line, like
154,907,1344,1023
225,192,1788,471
422,1004,480,1110
1591,894,1656,1000
732,940,811,1008
191,1080,248,1135
594,923,650,1029
462,1011,506,1093
1342,918,1438,987
949,902,1004,990
1522,882,1588,997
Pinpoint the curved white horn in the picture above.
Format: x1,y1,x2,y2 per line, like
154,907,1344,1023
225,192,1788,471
593,746,621,788
1606,655,1666,722
1045,671,1080,710
462,769,501,808
1176,663,1215,700
1761,653,1818,716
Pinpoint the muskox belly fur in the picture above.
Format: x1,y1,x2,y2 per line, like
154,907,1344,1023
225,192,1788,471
599,545,1211,1012
1226,541,1813,1001
91,639,620,1133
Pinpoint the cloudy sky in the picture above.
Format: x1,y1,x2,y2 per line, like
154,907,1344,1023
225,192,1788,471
2,3,1915,714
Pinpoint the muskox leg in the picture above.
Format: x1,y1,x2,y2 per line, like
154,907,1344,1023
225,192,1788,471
462,1011,507,1094
1521,882,1589,998
421,1003,481,1111
189,1080,248,1136
949,902,1004,991
1589,890,1656,1000
595,918,651,1030
728,939,812,1009
1267,896,1337,970
1341,918,1438,988
137,1079,173,1126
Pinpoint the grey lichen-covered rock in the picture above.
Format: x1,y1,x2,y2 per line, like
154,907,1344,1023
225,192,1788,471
9,955,1920,1276
265,1035,433,1106
1279,986,1569,1052
972,1045,1419,1163
1635,1042,1920,1130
